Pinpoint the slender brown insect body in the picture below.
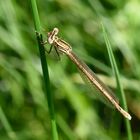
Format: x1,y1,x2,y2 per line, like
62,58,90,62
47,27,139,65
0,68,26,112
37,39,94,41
46,27,131,120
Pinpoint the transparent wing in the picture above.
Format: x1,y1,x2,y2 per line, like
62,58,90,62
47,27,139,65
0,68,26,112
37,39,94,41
78,68,118,108
68,52,119,108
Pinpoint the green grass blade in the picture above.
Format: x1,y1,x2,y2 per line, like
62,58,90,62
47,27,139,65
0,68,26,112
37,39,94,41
0,106,18,140
30,0,59,139
101,23,133,140
57,115,77,140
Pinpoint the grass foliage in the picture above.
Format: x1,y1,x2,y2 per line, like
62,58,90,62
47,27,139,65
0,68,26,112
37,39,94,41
0,0,140,139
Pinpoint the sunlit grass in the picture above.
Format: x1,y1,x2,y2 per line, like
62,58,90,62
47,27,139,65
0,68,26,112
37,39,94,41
1,0,140,139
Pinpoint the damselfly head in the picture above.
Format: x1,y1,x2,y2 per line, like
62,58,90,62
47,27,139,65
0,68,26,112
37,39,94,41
47,28,59,37
47,28,59,44
53,28,59,34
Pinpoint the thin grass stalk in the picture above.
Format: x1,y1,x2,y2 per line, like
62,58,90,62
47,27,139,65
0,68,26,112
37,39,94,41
57,114,77,140
102,23,133,140
30,0,59,139
0,106,18,140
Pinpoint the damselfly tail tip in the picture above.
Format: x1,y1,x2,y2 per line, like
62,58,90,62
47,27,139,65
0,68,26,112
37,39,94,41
124,111,132,120
119,106,132,120
127,114,132,120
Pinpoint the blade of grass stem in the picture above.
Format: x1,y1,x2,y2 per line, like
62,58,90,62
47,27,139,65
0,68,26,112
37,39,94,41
57,114,77,140
0,106,18,140
101,23,132,140
30,0,58,139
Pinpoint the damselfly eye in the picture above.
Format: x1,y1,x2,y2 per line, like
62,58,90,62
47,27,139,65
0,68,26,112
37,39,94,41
53,28,59,34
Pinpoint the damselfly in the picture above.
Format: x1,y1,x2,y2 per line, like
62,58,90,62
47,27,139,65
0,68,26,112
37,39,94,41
42,27,131,120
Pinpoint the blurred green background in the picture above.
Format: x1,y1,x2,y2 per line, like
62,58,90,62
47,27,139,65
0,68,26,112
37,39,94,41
0,0,140,140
